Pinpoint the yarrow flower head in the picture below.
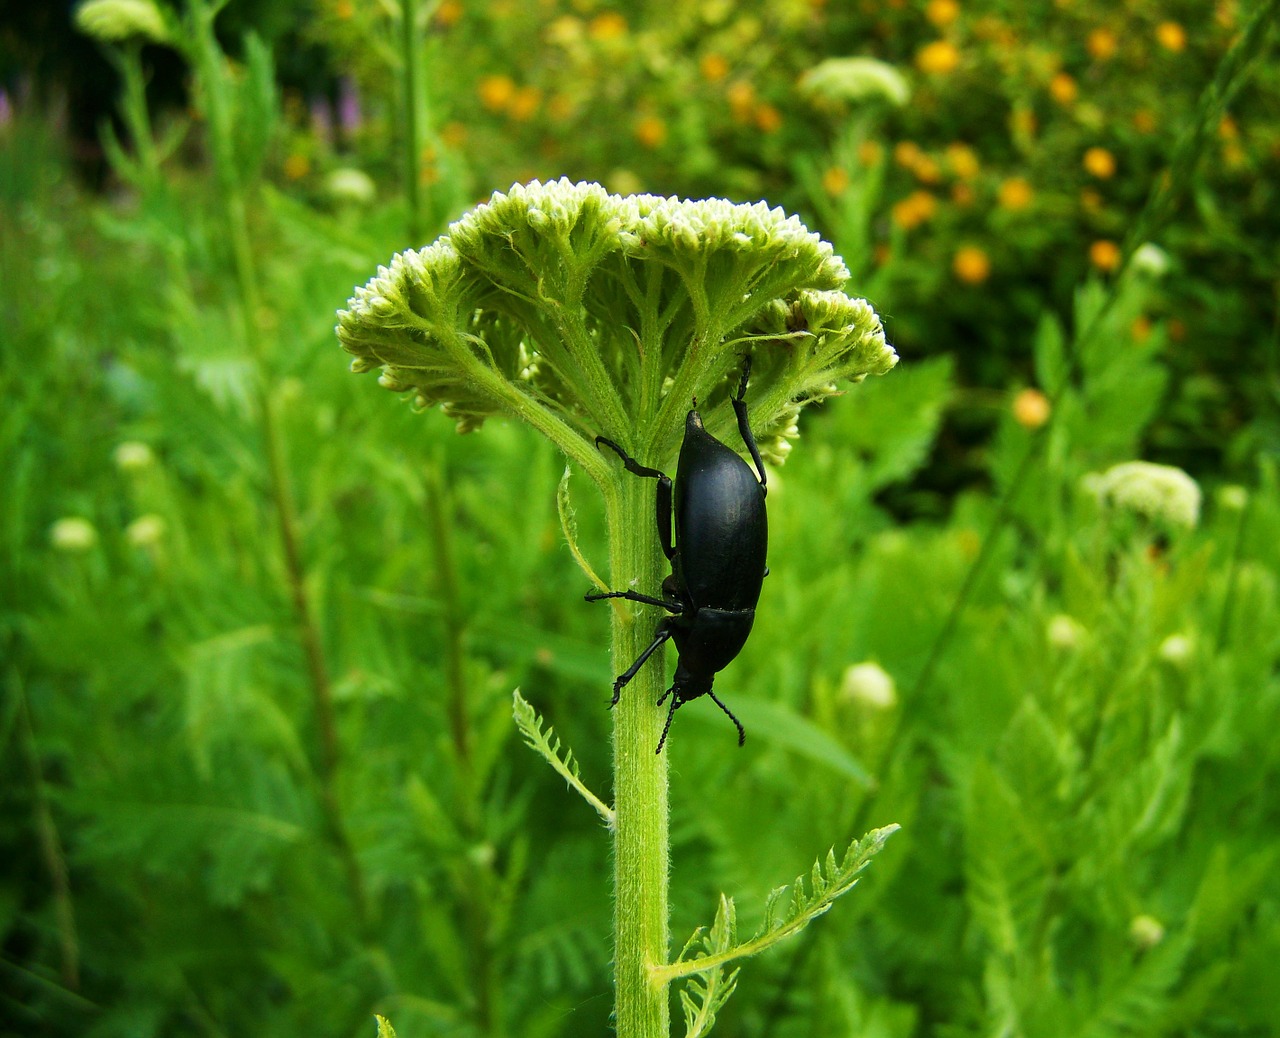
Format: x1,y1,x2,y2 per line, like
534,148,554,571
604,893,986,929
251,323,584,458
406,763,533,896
798,58,910,109
75,0,171,44
338,179,895,469
1085,461,1202,531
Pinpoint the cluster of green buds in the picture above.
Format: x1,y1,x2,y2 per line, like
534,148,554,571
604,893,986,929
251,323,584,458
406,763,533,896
337,179,895,476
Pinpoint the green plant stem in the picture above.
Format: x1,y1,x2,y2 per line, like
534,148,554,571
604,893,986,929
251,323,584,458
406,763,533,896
14,671,80,991
186,0,368,928
422,461,501,1037
607,473,671,1038
399,0,427,244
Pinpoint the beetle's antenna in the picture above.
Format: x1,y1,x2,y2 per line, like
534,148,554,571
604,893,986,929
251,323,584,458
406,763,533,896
707,690,746,746
655,690,679,753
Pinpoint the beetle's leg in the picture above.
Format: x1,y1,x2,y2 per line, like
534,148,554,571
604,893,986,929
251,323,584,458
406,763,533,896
706,690,746,746
585,589,683,613
731,359,768,495
609,621,673,707
594,436,675,559
654,689,680,754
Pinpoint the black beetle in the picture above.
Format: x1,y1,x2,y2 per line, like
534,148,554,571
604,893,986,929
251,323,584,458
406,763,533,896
587,359,768,753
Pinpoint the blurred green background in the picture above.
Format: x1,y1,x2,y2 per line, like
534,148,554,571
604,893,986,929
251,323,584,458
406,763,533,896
3,1,1279,1036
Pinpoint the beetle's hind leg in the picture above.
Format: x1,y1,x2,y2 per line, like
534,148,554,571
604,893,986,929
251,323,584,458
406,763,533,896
731,358,768,494
707,690,746,746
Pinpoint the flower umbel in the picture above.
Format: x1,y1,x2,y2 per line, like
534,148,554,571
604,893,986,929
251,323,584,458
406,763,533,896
337,179,895,471
1086,461,1202,530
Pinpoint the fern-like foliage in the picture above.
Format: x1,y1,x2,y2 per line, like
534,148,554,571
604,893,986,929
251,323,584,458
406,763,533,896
676,895,741,1038
658,825,898,1023
512,690,615,829
375,1015,397,1038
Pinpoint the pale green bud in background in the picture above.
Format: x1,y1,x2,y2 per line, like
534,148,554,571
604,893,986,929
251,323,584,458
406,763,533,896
325,167,377,207
126,514,166,548
1047,613,1087,651
50,517,99,553
1157,633,1193,667
1130,242,1171,279
113,441,155,472
840,662,897,711
1129,914,1166,950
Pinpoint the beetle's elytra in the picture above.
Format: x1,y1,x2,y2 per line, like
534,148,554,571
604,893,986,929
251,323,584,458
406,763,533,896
587,359,768,753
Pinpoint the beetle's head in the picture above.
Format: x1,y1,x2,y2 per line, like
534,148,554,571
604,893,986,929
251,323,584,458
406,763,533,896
672,658,713,701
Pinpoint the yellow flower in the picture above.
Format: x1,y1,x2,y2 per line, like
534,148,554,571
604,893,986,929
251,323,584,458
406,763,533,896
1050,72,1078,104
913,155,942,184
822,166,850,195
283,153,310,180
635,115,667,149
925,0,960,28
1131,315,1152,342
335,0,354,18
1012,387,1051,428
893,140,923,170
916,40,961,75
1086,27,1117,60
754,103,783,133
434,0,462,27
1132,109,1157,134
891,190,937,230
700,53,730,83
1010,107,1037,138
727,80,756,121
858,139,883,166
441,121,468,148
508,85,542,122
997,176,1034,210
1218,115,1238,140
945,142,980,179
547,92,575,122
953,246,990,284
1155,21,1186,52
588,11,628,40
1083,146,1116,179
1089,239,1122,272
478,74,516,113
951,182,975,206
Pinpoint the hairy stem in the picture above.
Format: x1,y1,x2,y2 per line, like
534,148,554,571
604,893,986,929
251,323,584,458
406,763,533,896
608,473,672,1038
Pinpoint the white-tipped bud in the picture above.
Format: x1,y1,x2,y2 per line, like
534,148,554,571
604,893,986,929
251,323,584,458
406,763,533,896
325,167,376,206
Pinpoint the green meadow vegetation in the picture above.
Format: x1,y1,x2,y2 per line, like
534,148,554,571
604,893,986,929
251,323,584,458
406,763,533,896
3,1,1279,1036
